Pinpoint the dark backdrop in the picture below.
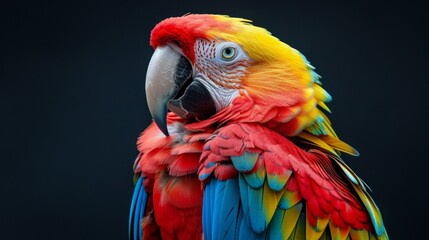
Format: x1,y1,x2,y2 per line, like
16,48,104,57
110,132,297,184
1,0,427,239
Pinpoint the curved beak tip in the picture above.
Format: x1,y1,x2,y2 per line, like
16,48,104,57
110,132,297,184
145,45,185,137
153,112,169,136
146,44,201,137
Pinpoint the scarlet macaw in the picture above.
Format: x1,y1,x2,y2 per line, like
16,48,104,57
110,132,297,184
129,14,388,240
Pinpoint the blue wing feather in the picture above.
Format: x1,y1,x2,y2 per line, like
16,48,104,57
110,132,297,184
129,176,142,236
210,179,225,239
203,178,244,240
218,179,241,239
203,179,214,240
203,153,307,239
137,191,145,240
238,215,267,240
129,175,147,240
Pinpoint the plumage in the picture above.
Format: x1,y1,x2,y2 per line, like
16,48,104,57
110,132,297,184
269,202,303,239
230,151,259,172
329,221,351,240
278,188,302,210
305,212,329,240
349,229,370,240
129,176,146,240
289,212,306,240
242,157,265,188
204,178,243,240
130,14,388,240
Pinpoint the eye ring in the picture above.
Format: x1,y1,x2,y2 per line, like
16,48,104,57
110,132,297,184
221,46,236,60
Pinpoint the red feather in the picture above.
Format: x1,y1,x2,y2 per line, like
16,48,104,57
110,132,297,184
150,14,231,63
135,114,212,238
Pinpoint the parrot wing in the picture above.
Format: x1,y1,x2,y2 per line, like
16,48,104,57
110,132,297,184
129,152,159,240
129,174,147,240
199,123,388,240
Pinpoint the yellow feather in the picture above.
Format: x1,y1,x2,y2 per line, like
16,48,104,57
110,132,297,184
306,214,330,240
352,185,385,237
207,16,360,158
319,135,359,156
209,16,313,99
349,228,369,240
297,132,337,155
329,221,350,240
208,15,341,138
318,101,331,113
314,84,331,102
303,87,315,101
301,98,317,114
369,232,378,240
318,109,332,125
279,203,303,239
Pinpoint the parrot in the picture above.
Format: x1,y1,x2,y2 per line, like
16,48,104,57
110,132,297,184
129,14,388,240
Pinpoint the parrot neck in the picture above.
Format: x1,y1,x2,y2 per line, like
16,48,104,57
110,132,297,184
183,94,358,157
185,94,302,136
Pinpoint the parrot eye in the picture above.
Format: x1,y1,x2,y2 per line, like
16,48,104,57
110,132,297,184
214,42,247,64
221,47,236,60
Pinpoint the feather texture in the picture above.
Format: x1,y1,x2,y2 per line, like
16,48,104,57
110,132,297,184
199,123,388,239
203,178,243,240
129,176,147,240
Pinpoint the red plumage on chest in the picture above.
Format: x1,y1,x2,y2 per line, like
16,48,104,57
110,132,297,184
133,115,214,239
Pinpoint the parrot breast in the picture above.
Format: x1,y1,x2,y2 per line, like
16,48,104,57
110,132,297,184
133,114,215,238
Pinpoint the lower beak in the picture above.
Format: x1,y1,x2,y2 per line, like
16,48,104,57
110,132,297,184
145,45,193,136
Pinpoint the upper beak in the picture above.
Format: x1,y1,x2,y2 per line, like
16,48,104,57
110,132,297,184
145,45,192,136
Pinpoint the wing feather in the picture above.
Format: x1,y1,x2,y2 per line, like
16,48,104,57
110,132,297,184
129,176,147,240
268,202,303,240
199,123,388,239
288,212,306,240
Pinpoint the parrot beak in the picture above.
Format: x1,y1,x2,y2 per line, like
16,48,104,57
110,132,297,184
145,44,193,136
146,44,217,136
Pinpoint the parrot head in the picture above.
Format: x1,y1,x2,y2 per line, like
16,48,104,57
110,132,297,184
146,14,332,137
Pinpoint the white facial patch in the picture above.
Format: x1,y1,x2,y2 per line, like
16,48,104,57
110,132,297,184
193,39,251,111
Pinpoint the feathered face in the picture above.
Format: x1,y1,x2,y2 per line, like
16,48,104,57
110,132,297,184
166,39,250,117
146,14,331,136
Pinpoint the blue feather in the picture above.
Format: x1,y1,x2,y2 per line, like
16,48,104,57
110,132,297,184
211,180,225,239
133,185,142,239
203,178,244,240
266,170,292,191
267,209,285,240
238,215,266,240
246,182,266,233
203,181,215,240
199,172,211,181
238,174,249,216
218,179,241,239
129,176,142,237
231,152,259,172
129,177,143,239
129,176,147,240
242,164,265,188
137,190,146,240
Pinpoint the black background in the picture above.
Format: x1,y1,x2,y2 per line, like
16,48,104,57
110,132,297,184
1,0,428,239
